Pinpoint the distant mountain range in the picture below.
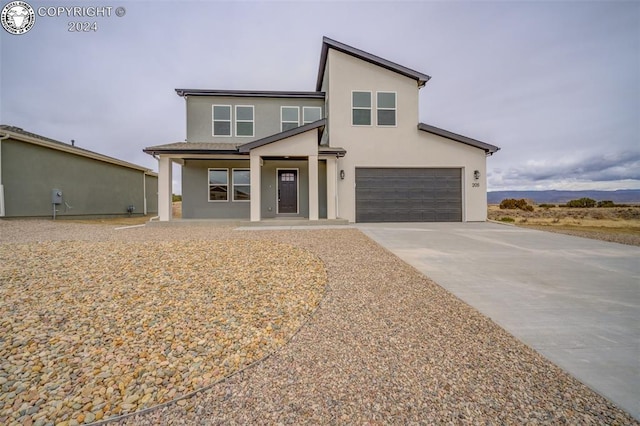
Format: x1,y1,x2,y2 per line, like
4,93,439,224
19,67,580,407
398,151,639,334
487,189,640,204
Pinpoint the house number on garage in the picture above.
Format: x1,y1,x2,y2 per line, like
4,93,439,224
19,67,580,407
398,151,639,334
472,183,480,187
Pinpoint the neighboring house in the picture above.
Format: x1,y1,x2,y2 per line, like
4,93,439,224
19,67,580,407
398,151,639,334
144,37,499,223
0,125,158,218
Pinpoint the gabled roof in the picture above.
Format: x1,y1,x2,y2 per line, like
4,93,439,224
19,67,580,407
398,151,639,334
418,123,500,155
238,119,327,153
176,89,324,99
0,125,156,174
316,37,431,91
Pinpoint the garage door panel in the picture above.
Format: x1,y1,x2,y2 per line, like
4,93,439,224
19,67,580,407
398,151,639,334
356,168,462,222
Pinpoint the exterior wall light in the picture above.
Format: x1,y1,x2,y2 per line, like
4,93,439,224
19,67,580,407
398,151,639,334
340,170,345,180
473,170,480,180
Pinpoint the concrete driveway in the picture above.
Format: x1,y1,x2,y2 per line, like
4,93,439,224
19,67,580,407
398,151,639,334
358,222,640,420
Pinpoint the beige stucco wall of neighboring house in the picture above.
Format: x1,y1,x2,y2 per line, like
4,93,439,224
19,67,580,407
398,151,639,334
325,49,488,222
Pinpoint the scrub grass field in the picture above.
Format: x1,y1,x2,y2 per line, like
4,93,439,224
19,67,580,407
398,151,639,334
488,204,640,246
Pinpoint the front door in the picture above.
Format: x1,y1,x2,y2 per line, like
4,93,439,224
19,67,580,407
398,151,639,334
278,170,298,214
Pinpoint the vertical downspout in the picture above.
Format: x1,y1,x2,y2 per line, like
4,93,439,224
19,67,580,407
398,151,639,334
335,156,340,220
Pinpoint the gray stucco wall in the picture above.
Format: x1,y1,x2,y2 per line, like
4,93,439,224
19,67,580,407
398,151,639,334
2,138,149,217
182,159,251,219
186,96,324,143
182,158,327,220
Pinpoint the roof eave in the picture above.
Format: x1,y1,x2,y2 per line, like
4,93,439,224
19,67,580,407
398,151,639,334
143,148,242,156
176,89,325,99
238,119,327,153
0,126,153,173
316,37,431,91
418,123,500,155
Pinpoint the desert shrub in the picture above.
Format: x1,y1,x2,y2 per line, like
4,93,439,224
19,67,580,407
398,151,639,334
597,200,615,208
519,218,528,223
172,194,182,202
499,198,534,211
566,197,596,208
499,199,517,209
539,203,556,209
499,216,515,223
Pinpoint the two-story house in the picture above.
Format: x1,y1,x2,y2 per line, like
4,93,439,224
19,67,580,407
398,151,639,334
144,37,499,222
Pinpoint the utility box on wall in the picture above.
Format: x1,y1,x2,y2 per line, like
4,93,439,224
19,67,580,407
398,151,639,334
51,189,62,205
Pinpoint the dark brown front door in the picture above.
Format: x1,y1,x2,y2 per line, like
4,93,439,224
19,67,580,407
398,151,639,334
278,170,298,213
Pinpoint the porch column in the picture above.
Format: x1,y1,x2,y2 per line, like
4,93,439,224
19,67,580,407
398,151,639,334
158,156,173,221
308,155,319,221
250,153,261,222
326,157,337,220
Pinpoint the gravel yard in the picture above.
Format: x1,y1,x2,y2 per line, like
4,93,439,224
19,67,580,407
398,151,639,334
1,220,637,425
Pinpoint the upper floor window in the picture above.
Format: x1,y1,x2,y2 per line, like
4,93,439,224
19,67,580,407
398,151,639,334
212,105,232,136
303,106,322,124
235,105,254,137
281,106,299,131
352,91,371,126
377,92,396,126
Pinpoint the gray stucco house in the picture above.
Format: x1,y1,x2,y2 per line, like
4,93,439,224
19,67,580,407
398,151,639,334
0,125,158,218
145,37,499,223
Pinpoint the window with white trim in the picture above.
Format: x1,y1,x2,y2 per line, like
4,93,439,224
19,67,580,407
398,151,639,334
303,106,322,124
208,169,228,201
377,92,396,126
352,91,371,126
212,105,232,136
232,169,251,201
235,105,254,137
281,106,299,131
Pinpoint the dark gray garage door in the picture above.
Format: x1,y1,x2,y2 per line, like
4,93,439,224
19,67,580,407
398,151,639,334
356,168,462,222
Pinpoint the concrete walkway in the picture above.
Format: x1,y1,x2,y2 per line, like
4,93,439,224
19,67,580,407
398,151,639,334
358,222,640,420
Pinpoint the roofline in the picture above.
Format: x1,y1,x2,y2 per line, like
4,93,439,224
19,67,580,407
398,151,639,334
176,89,325,99
0,125,154,173
142,147,242,156
417,123,500,155
238,119,327,153
316,36,431,91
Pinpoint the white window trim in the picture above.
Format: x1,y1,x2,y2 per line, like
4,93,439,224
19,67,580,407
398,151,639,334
235,105,255,138
232,168,251,202
376,91,397,127
281,106,300,132
275,168,299,215
208,168,229,202
212,105,232,137
351,90,372,127
302,106,322,124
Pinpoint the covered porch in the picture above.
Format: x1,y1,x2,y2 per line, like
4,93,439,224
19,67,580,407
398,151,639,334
144,120,346,222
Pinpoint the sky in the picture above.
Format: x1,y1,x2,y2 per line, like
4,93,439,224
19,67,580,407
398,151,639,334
1,0,638,194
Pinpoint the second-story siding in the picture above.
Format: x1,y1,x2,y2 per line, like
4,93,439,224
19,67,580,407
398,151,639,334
185,95,325,143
